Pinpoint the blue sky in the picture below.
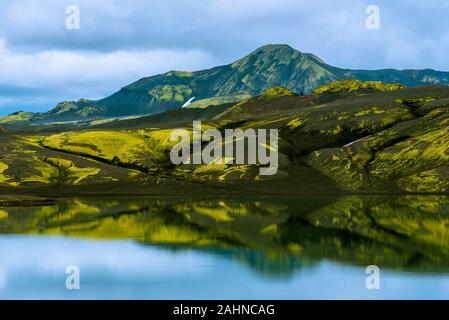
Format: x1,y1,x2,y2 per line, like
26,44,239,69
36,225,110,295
0,0,448,115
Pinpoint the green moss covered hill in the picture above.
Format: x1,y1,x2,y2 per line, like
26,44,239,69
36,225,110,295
0,80,448,195
2,44,449,123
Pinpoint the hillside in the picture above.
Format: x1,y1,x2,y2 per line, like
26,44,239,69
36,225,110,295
0,80,448,195
2,44,449,123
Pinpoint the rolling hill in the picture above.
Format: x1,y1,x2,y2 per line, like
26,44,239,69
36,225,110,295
0,80,448,195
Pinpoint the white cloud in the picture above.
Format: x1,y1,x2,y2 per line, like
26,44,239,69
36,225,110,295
0,0,449,114
384,33,421,67
206,0,308,21
0,38,214,112
0,42,212,89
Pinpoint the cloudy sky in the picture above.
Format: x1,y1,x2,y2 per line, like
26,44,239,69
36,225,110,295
0,0,448,115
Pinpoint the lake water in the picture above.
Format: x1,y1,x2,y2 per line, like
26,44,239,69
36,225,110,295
0,195,448,299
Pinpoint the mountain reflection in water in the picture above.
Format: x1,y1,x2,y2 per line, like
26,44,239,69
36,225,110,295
1,195,449,276
2,195,449,299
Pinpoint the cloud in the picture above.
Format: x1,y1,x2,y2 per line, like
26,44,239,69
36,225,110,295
0,38,214,113
1,0,447,67
0,0,448,114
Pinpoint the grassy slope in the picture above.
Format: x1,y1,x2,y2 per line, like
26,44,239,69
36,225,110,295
0,82,448,195
302,85,449,192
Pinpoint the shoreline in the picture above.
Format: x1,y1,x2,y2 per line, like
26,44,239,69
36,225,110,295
0,195,63,207
0,190,448,207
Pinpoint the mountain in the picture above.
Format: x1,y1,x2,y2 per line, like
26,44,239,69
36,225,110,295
3,44,449,122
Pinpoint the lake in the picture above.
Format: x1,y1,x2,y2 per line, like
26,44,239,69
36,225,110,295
0,195,448,299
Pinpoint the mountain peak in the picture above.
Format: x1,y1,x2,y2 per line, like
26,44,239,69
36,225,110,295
247,44,301,57
250,44,332,65
231,44,305,69
255,44,295,51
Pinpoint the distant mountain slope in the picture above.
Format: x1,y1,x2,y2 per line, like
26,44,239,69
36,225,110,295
3,44,449,122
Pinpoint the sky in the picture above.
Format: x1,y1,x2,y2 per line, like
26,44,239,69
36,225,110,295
0,0,448,115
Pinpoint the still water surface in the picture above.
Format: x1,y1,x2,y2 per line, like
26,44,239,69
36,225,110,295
0,195,448,299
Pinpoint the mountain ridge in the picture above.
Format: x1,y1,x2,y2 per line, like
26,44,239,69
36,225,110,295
3,44,449,123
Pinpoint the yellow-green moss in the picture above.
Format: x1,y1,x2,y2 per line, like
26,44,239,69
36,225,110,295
21,157,100,185
0,162,10,183
314,80,405,95
286,118,303,129
262,86,296,97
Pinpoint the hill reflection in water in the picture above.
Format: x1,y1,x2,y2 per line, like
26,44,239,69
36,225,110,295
1,195,449,277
